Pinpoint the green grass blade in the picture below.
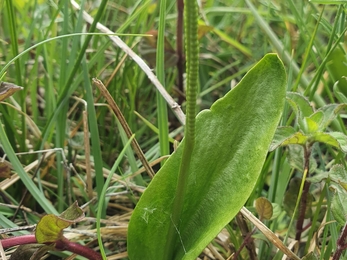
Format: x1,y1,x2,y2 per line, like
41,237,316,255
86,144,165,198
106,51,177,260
156,0,170,161
0,120,58,214
83,59,105,217
97,135,135,259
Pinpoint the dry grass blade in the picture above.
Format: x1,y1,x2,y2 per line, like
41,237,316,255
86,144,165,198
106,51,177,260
240,207,300,260
92,78,155,178
0,82,23,102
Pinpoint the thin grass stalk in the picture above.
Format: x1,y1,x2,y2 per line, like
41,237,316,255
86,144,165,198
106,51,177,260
304,184,326,254
35,10,110,119
325,186,339,256
38,0,109,215
97,135,135,259
292,6,324,93
307,5,342,101
5,0,26,152
0,122,58,213
156,0,170,162
82,110,93,201
82,59,105,217
116,119,145,185
55,0,70,213
117,0,152,34
245,0,327,110
164,0,199,257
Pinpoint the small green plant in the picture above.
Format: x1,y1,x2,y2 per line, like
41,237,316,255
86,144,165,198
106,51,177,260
0,202,102,260
263,85,347,259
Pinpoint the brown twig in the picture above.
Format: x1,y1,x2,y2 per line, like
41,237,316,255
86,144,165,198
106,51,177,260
92,78,155,178
233,213,258,260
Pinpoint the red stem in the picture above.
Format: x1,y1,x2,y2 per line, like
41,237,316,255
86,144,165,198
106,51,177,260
1,234,37,248
55,237,102,260
1,235,102,260
333,222,347,260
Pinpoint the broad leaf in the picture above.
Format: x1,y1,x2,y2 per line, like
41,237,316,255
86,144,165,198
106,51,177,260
127,54,286,260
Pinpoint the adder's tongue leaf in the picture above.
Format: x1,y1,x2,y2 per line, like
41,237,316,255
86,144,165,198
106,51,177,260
127,54,287,260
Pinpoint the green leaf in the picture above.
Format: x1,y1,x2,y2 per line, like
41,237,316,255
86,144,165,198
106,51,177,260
333,81,347,104
271,203,282,220
331,185,347,226
328,164,347,191
301,251,319,260
286,92,314,119
300,111,323,134
127,54,286,260
269,127,308,151
36,214,70,243
59,201,84,221
316,104,347,131
312,132,347,152
306,170,329,183
36,202,84,243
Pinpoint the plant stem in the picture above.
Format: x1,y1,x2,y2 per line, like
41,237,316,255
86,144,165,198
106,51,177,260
333,222,347,260
234,213,257,260
176,0,185,104
1,235,102,260
295,145,311,242
56,237,102,260
164,0,199,257
1,234,37,248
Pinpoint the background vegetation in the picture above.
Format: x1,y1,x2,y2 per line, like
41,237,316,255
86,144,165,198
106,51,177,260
1,0,347,259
